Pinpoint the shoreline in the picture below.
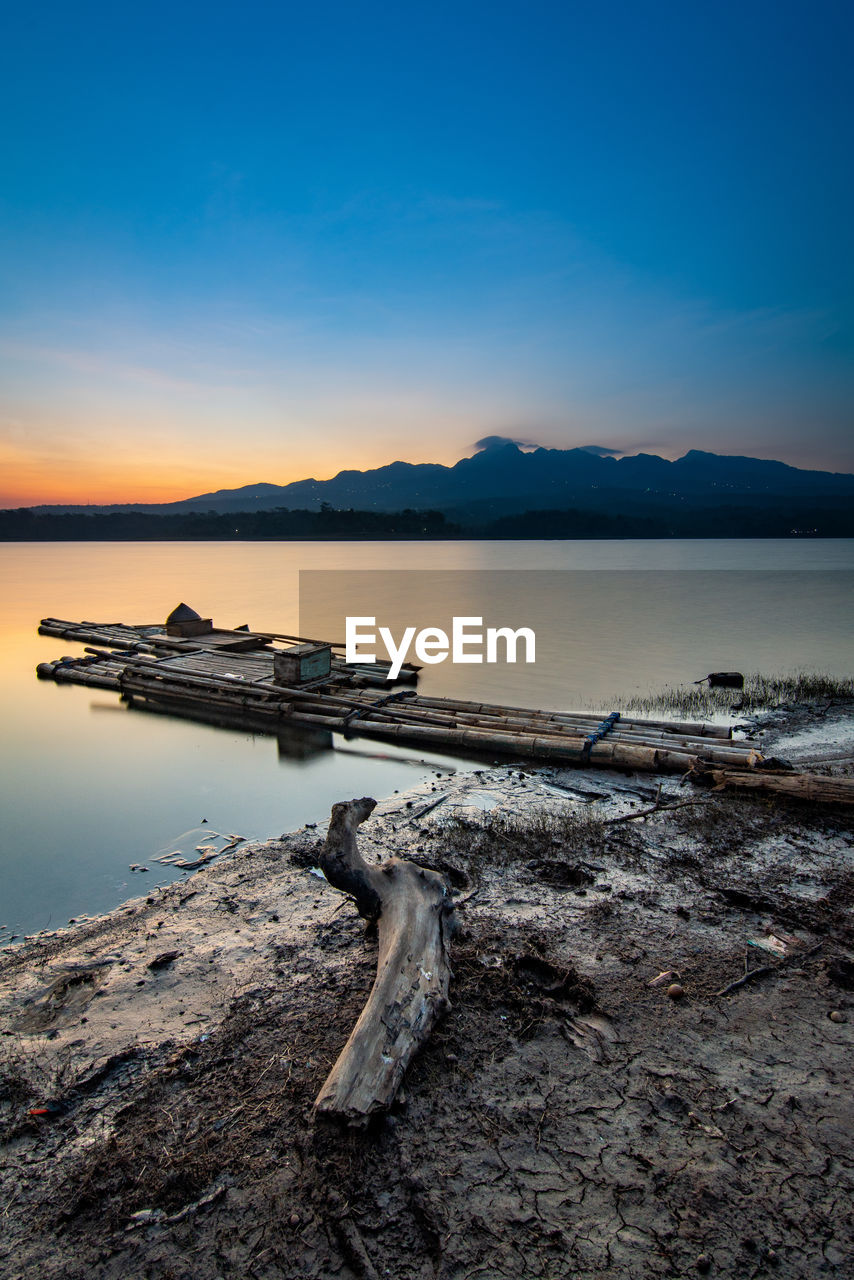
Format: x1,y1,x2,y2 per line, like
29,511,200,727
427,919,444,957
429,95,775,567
2,701,853,1278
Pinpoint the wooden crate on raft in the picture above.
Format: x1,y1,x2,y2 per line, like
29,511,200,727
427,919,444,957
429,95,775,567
273,643,332,685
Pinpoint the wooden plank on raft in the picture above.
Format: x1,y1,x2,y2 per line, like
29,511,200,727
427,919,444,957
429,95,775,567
155,651,277,682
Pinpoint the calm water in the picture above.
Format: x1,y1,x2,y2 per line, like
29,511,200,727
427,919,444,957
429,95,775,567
1,539,852,938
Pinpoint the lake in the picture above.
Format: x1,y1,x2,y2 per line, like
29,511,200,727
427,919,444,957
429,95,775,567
1,538,852,939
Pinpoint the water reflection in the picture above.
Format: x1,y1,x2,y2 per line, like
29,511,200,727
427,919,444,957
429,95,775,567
1,539,852,938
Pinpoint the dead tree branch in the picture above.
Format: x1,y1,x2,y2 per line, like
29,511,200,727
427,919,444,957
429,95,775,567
314,798,455,1123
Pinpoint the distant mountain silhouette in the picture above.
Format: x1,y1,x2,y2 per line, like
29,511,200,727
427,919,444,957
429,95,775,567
22,443,854,519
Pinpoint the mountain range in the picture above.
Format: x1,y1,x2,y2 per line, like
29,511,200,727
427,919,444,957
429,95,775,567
22,444,854,523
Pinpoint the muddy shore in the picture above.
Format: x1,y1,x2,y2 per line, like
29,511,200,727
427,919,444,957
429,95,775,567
1,703,852,1279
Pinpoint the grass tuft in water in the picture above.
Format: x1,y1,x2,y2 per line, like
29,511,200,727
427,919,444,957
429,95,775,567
619,671,854,719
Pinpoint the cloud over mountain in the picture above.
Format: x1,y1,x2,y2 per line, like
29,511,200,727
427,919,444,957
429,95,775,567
578,444,624,457
473,434,541,453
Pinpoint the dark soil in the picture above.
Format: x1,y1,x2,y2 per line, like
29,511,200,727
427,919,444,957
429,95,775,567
2,748,852,1280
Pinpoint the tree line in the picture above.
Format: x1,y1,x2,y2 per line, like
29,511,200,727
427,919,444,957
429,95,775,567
1,498,851,540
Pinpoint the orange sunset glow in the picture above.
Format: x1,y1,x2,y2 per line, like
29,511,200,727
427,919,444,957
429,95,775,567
2,0,852,513
0,434,458,509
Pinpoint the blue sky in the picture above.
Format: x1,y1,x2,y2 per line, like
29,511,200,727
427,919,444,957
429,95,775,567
1,0,852,503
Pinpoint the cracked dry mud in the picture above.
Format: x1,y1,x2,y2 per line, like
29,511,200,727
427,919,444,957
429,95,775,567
1,703,852,1279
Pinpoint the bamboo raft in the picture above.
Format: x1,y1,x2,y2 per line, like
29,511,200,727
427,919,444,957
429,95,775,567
35,613,772,781
37,612,854,803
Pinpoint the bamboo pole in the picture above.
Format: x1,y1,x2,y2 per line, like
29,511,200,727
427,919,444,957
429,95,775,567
255,629,349,650
40,620,190,653
408,694,732,738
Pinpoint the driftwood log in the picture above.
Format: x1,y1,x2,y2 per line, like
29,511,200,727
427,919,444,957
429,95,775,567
693,764,854,807
314,797,455,1123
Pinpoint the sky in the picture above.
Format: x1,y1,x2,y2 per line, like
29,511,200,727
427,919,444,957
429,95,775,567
1,0,853,506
